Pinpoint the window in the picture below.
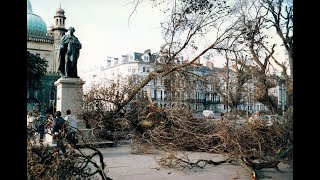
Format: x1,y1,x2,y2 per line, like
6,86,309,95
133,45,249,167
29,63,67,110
144,55,149,62
143,67,149,73
210,94,214,101
160,90,163,100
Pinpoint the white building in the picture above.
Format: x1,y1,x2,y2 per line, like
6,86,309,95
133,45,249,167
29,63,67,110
268,80,287,113
82,50,273,115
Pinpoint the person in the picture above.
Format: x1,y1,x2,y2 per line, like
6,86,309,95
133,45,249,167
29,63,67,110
45,113,54,143
36,113,47,143
248,111,260,124
220,112,225,121
253,111,260,118
58,27,82,78
46,113,54,131
64,109,78,145
52,111,66,154
27,111,36,128
27,111,36,141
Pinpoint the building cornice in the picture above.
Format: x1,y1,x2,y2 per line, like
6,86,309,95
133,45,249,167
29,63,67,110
52,27,67,32
27,35,54,44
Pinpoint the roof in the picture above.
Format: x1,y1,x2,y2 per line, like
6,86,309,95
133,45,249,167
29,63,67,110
27,0,48,37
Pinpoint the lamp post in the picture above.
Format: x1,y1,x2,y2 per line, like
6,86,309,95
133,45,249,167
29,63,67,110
246,74,253,117
280,79,286,115
246,84,249,118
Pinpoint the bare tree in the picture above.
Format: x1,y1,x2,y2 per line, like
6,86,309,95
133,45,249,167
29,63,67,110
228,0,281,113
260,0,293,107
261,0,293,77
100,0,241,117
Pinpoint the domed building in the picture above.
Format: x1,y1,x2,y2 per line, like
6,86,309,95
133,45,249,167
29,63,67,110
27,0,69,113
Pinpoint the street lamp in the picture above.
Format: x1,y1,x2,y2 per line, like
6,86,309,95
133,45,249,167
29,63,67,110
246,85,249,118
246,74,253,117
279,79,286,115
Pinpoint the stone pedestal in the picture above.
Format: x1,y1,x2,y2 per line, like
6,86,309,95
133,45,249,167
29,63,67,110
54,77,93,142
76,120,94,143
54,77,85,118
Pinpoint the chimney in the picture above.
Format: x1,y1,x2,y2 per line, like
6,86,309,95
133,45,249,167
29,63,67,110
206,61,214,69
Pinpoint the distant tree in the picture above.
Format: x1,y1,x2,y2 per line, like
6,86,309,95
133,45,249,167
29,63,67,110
261,0,293,106
212,52,252,111
261,0,292,77
27,51,48,88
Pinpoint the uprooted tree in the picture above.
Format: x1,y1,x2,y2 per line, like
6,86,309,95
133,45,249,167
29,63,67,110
82,0,292,179
27,123,112,179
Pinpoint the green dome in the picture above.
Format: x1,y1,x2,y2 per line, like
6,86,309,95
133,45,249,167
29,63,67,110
27,0,47,37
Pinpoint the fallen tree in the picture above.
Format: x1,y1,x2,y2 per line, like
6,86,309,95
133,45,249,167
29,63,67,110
27,125,112,180
127,103,292,179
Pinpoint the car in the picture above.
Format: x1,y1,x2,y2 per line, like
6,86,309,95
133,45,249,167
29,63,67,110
257,115,286,126
202,110,215,119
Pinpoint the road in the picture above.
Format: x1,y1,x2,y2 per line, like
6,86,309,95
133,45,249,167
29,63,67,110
82,142,293,180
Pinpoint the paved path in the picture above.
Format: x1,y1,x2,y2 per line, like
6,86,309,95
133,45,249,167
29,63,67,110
83,142,293,180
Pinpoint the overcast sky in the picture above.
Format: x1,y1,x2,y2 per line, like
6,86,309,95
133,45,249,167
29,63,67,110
29,0,166,74
29,0,288,77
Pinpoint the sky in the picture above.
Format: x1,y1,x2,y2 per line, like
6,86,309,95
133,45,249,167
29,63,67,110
29,0,166,74
29,0,289,77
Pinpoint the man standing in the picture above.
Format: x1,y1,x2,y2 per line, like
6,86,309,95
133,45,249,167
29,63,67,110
64,109,78,145
52,111,66,153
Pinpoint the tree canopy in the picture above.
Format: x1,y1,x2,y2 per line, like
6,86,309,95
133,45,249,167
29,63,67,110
27,51,48,87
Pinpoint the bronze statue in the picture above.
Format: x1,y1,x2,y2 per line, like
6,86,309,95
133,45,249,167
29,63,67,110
58,27,82,78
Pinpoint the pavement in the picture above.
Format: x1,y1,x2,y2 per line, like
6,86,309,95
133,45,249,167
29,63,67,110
82,141,293,180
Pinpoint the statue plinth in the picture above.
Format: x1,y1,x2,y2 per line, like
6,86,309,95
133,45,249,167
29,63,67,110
54,77,93,143
54,77,85,118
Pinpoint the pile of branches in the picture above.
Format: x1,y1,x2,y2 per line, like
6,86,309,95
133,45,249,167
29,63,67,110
27,126,112,180
129,106,293,179
131,107,292,158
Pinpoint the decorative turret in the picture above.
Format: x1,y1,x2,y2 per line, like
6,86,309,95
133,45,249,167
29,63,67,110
52,3,67,41
52,3,68,73
54,4,66,29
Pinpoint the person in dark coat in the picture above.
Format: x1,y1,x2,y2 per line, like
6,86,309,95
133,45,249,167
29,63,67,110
52,111,66,154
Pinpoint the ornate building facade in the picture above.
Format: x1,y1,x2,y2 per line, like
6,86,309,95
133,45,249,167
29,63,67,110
27,0,68,113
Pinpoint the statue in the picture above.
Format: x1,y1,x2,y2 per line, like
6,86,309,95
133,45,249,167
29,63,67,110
58,27,82,78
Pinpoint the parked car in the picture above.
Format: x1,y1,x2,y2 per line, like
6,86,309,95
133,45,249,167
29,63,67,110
257,115,286,126
203,110,214,119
